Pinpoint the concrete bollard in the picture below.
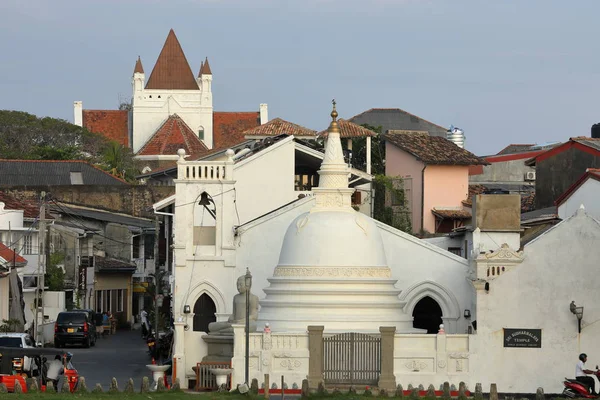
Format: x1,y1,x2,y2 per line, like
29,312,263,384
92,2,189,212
0,383,7,393
109,377,119,393
474,383,483,400
379,388,389,397
349,385,357,394
92,383,103,393
14,380,23,394
458,381,467,400
410,387,419,400
124,378,135,393
251,378,259,395
536,387,545,400
427,384,436,397
156,377,167,392
443,382,451,400
317,381,326,395
418,384,425,391
76,377,88,393
301,379,309,398
46,381,55,392
140,376,150,393
28,377,39,392
489,383,499,400
395,384,404,398
265,374,270,399
171,378,181,391
333,387,343,395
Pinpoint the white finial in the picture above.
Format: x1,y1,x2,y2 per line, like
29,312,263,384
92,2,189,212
177,148,186,162
0,202,4,212
580,204,585,210
226,149,235,160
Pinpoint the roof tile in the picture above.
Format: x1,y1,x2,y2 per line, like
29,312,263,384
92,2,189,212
0,192,53,219
145,29,198,90
137,114,208,156
432,208,472,219
213,112,261,148
318,119,376,138
0,242,27,265
83,110,129,146
243,118,316,138
385,131,489,166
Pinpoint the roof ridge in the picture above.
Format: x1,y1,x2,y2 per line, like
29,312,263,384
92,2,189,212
349,107,448,132
134,56,144,74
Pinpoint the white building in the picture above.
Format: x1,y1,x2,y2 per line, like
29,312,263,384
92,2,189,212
74,29,268,166
556,168,600,220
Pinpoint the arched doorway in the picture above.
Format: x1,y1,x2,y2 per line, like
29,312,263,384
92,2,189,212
412,296,443,334
193,293,216,332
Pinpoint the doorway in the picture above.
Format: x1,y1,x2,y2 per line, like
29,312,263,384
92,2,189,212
193,293,216,333
412,296,443,334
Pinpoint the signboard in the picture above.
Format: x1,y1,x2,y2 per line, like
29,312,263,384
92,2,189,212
78,265,87,292
503,328,542,348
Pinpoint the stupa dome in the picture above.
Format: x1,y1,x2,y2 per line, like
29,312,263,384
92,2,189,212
278,210,387,268
257,102,417,333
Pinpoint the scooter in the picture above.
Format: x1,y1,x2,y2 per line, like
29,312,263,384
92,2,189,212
563,366,600,398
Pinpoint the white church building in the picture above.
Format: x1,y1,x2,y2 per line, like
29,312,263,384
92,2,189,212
156,103,600,394
74,29,268,168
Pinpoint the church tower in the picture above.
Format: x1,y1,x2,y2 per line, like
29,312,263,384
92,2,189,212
131,29,214,153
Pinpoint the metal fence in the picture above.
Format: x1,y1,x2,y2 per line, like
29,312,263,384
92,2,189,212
195,361,232,391
323,332,381,386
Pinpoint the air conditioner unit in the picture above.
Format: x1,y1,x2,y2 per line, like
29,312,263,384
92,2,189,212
525,171,536,181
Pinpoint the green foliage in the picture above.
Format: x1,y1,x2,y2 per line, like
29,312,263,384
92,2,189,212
372,175,411,233
45,251,65,291
0,318,22,332
0,110,141,182
351,124,385,175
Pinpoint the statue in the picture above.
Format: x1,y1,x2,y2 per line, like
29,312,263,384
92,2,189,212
208,273,259,335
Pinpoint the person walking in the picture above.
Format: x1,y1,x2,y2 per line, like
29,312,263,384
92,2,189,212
140,309,150,339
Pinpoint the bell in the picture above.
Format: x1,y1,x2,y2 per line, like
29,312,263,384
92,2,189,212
198,192,212,206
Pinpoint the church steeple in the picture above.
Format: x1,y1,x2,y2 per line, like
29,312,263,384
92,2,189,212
145,29,198,90
133,56,144,74
200,57,212,76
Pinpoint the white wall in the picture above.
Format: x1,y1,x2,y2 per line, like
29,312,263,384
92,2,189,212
0,277,8,322
378,223,472,334
558,178,600,220
473,208,600,393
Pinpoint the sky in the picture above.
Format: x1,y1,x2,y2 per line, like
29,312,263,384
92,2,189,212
1,0,599,156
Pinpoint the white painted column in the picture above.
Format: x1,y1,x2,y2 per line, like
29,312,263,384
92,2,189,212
73,101,83,127
366,136,372,175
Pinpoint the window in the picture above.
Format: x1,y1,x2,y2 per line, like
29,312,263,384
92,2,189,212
198,126,205,140
132,236,140,259
448,247,462,256
70,172,83,185
96,291,102,312
23,235,33,255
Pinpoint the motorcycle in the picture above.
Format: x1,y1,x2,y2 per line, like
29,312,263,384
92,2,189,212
563,366,600,398
146,328,173,360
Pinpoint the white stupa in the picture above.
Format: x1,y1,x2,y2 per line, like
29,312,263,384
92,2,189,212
257,102,416,333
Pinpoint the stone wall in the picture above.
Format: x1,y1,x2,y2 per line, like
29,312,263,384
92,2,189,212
2,186,174,218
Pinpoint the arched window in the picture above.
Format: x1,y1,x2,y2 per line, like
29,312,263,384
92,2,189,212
412,296,443,334
198,126,205,140
193,293,216,333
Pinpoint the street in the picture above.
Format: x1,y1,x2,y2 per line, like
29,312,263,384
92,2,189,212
66,328,152,390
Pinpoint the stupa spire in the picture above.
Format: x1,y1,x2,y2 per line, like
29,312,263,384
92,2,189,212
312,100,354,211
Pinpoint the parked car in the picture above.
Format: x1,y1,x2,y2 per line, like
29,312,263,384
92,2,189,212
54,311,97,348
0,333,37,374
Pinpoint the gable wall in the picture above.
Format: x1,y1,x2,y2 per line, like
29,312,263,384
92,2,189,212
423,165,469,233
558,178,600,220
474,211,600,393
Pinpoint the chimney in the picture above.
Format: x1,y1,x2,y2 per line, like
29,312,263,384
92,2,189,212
260,103,268,125
73,101,83,127
591,123,600,139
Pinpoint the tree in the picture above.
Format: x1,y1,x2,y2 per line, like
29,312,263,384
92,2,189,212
99,141,140,182
45,251,65,291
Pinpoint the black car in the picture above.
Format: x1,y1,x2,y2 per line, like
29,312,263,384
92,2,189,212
54,311,97,348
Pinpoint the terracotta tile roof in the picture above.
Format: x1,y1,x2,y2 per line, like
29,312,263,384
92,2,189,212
0,192,53,219
243,118,316,138
82,110,129,146
318,119,376,138
0,242,27,266
213,112,260,148
145,29,199,90
385,131,489,166
432,208,472,219
137,114,208,156
200,57,212,75
521,192,536,212
134,56,144,74
462,184,488,207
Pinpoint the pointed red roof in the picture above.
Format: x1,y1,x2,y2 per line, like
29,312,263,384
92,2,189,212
243,118,316,138
200,57,212,75
137,114,209,156
0,242,27,266
213,112,261,148
145,29,199,90
198,61,204,78
318,119,377,138
134,56,144,74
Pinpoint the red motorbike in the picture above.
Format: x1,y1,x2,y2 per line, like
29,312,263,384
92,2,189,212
563,367,600,398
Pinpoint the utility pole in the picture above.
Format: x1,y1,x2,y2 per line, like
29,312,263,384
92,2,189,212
35,192,47,345
153,216,161,361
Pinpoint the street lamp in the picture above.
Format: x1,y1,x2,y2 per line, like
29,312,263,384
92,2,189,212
570,300,584,333
244,268,252,385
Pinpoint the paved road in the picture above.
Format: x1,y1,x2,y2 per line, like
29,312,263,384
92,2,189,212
66,329,152,390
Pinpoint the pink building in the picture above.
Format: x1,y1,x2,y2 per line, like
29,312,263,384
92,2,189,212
385,131,488,234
